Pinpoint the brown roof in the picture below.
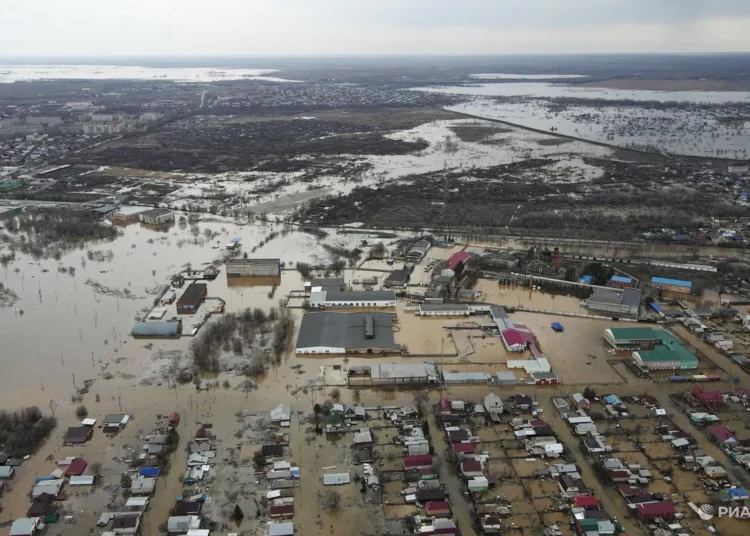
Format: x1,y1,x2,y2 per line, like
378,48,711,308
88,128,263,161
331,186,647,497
174,501,202,515
64,426,91,444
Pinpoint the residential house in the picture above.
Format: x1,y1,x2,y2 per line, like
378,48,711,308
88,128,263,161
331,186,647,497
484,393,504,414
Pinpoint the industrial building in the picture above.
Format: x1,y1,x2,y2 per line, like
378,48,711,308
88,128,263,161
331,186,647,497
606,327,698,370
109,206,151,223
306,277,345,292
585,287,641,318
651,276,692,294
131,320,182,338
176,283,207,314
349,363,440,386
608,275,633,288
309,290,396,309
406,239,431,261
225,258,281,277
384,269,410,288
138,208,174,225
604,327,664,350
295,312,400,355
417,304,470,316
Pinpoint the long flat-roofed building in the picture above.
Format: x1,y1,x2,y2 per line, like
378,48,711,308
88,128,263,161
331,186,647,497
309,290,396,309
296,312,400,355
226,258,280,277
585,287,641,318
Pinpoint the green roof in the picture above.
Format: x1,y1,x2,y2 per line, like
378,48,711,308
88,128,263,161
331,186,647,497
608,327,663,341
579,519,598,529
637,349,696,364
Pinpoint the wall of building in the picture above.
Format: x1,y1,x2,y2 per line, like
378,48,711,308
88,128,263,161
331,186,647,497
226,262,280,277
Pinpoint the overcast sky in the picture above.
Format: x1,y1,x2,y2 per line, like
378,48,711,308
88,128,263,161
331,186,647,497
2,0,750,56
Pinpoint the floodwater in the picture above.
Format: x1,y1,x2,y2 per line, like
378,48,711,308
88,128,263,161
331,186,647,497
0,216,363,401
0,65,289,83
415,81,750,104
413,83,750,158
470,74,588,80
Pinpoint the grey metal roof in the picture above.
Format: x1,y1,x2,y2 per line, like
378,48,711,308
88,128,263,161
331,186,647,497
495,371,517,381
419,304,470,312
296,312,399,350
140,208,172,217
531,371,559,380
323,290,395,302
311,277,344,289
268,522,294,536
588,287,642,306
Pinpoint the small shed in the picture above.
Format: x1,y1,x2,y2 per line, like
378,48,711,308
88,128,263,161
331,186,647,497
9,518,40,536
551,322,564,332
322,473,350,486
267,522,294,536
169,412,180,426
69,476,95,486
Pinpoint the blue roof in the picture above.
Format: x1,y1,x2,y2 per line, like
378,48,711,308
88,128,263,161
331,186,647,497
610,275,632,283
551,322,564,331
579,275,594,283
131,321,181,337
603,395,622,405
651,277,692,288
139,467,160,477
650,302,663,312
728,488,749,497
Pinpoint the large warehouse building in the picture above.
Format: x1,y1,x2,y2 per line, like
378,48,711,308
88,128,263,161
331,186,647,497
226,258,281,277
651,276,692,294
604,327,664,350
309,290,396,309
585,287,641,318
295,312,401,355
604,327,698,370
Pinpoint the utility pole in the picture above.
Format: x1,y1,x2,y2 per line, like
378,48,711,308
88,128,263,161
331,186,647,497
440,336,445,399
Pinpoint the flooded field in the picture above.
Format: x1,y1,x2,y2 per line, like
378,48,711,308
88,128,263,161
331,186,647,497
413,83,750,158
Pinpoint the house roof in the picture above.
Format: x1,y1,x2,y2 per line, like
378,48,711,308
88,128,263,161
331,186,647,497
709,425,736,442
267,522,294,536
461,460,483,473
448,251,471,271
404,455,433,468
574,495,599,508
65,458,87,476
636,501,675,517
452,442,476,454
9,518,39,536
502,329,528,347
425,501,451,514
296,312,399,350
610,275,632,283
64,426,90,443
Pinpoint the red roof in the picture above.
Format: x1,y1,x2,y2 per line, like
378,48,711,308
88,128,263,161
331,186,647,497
618,484,644,497
437,399,452,412
65,458,88,476
452,442,476,454
461,460,483,473
169,412,180,425
404,455,433,469
269,504,294,517
709,425,735,442
636,501,675,518
425,501,451,514
420,467,436,476
502,329,528,347
693,386,723,401
574,495,599,508
448,251,470,271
